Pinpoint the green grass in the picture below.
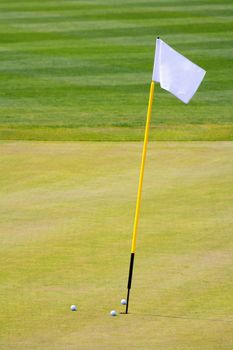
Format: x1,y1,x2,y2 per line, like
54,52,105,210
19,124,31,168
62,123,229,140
0,124,232,141
0,141,232,349
0,0,232,140
0,1,232,348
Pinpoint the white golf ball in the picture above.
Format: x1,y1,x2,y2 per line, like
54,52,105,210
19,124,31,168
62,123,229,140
110,310,117,317
121,299,127,305
70,305,77,311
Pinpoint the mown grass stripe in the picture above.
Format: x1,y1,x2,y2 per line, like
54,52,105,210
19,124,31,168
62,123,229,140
0,125,232,141
0,0,232,140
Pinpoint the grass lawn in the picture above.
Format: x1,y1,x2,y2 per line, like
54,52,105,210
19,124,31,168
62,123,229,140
0,0,232,140
0,0,232,348
0,141,232,350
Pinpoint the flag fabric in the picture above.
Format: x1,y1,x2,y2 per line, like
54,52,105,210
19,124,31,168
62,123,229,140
152,38,206,104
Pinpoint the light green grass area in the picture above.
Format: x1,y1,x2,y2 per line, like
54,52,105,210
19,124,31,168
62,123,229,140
0,124,232,141
0,141,232,349
0,0,232,140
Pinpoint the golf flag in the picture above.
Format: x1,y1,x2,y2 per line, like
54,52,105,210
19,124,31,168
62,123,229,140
125,38,206,314
152,38,206,103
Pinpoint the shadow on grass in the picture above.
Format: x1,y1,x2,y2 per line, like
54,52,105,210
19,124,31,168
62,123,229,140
128,313,233,323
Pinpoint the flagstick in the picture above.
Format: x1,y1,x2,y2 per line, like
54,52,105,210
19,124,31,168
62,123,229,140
125,81,155,314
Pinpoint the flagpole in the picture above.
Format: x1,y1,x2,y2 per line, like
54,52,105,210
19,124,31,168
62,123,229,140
125,80,155,314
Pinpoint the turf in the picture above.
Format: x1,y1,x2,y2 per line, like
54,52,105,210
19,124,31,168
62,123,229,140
0,141,232,350
0,0,232,140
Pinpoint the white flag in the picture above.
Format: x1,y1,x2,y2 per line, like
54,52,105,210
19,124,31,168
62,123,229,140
152,38,206,104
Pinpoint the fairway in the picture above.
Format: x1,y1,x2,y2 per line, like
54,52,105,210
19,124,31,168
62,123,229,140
0,0,232,141
1,141,232,350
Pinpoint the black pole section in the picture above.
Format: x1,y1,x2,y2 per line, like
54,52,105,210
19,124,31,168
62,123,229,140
126,252,135,314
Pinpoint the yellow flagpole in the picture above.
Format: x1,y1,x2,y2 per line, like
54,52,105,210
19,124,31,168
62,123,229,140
125,81,155,313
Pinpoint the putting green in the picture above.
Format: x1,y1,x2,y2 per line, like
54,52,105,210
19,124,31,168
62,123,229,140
0,141,232,350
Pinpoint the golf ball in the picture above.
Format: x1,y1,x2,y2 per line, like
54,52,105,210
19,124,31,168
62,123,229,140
70,305,77,311
121,299,127,305
110,310,117,317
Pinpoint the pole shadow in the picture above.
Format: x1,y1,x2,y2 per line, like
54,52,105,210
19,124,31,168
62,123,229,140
132,312,233,323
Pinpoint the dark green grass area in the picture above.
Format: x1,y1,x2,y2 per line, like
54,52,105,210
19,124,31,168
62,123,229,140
0,0,232,140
